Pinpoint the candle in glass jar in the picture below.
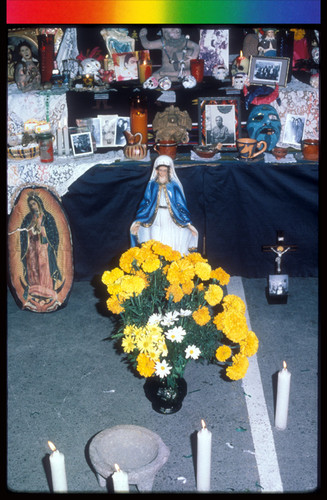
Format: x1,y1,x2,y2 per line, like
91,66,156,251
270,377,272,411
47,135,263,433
196,419,212,491
275,361,291,430
112,464,129,493
190,59,204,83
48,441,68,492
138,59,152,84
130,95,148,144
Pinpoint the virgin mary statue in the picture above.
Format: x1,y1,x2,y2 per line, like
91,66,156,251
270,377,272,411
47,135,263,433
130,155,198,255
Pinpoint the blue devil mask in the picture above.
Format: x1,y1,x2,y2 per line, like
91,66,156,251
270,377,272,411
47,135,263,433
247,104,281,151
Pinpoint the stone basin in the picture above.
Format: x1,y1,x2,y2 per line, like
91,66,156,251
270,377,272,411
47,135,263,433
88,425,170,492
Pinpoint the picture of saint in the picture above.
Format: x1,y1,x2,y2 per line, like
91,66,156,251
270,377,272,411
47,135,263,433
8,187,74,313
113,52,139,81
130,155,198,255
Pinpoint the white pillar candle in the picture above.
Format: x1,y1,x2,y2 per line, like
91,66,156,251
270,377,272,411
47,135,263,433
57,127,63,156
275,361,291,430
196,419,212,491
63,126,70,155
112,464,129,493
48,441,68,492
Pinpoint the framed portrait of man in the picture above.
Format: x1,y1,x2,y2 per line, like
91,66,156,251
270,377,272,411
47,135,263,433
198,96,241,150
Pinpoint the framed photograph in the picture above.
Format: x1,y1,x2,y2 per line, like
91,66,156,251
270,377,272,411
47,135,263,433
199,29,229,76
115,117,130,146
99,115,118,147
71,132,94,157
198,97,241,150
112,51,139,81
283,113,306,146
86,117,101,148
268,274,289,296
249,56,290,87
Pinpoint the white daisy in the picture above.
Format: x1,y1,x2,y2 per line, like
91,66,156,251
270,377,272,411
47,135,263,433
155,359,172,378
161,310,179,326
165,326,186,343
178,308,192,317
185,345,201,360
148,313,163,325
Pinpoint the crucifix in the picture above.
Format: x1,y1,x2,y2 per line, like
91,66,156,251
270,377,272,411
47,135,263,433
262,231,297,274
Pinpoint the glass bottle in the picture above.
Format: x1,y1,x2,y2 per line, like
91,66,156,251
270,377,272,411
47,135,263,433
130,94,148,145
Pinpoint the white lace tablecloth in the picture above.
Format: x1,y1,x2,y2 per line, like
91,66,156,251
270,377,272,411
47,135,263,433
7,149,145,213
7,85,68,136
271,76,319,147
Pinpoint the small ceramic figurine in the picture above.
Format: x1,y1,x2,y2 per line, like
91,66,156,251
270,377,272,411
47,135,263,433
130,155,198,255
79,58,102,82
139,27,200,81
258,28,277,57
152,105,192,143
212,64,228,81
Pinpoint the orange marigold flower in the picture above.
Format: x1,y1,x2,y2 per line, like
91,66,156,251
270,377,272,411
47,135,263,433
239,330,259,357
192,306,211,325
106,296,125,314
223,294,246,314
182,279,194,295
215,345,232,362
223,311,248,343
136,353,156,377
165,283,184,303
213,311,225,330
204,284,224,306
211,267,230,286
226,353,249,380
194,262,212,281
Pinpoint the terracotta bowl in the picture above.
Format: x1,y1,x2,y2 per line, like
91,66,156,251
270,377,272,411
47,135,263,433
193,146,217,158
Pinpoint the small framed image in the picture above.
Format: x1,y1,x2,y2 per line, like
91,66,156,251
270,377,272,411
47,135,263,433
87,117,101,148
112,51,139,81
115,117,130,146
198,96,241,150
283,113,306,146
71,132,93,157
249,56,290,87
199,29,229,76
268,274,289,295
99,115,118,147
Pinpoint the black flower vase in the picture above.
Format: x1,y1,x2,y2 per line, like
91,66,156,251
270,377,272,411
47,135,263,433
144,377,187,414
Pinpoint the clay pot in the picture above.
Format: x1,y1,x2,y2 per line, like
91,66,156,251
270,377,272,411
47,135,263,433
124,131,147,160
302,139,319,161
193,145,221,158
154,140,177,159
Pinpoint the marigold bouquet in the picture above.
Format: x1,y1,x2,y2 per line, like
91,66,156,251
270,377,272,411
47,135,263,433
102,240,258,389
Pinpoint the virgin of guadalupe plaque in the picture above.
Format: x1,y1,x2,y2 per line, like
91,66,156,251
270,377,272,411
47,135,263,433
8,186,74,312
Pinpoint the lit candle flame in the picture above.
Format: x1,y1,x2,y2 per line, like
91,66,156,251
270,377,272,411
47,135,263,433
240,50,243,58
48,441,57,452
114,464,121,472
283,361,287,370
201,419,206,429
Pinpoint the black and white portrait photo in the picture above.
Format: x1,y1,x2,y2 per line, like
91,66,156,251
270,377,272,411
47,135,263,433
269,274,289,296
205,104,236,145
283,114,306,146
99,115,118,147
253,59,281,84
115,117,130,146
71,132,93,157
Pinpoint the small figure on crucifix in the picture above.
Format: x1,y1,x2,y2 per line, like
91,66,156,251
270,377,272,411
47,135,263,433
262,231,297,274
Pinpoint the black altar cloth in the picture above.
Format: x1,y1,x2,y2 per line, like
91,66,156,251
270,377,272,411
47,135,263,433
61,160,318,280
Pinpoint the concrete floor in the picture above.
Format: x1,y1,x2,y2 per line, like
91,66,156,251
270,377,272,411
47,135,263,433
7,276,319,493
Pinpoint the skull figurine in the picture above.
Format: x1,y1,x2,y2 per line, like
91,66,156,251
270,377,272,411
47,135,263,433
246,104,281,151
80,58,102,82
212,64,228,81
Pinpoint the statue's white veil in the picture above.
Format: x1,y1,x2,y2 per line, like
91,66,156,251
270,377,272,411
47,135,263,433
150,155,185,195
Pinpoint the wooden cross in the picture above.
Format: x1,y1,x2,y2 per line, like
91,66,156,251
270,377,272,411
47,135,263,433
262,231,297,274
